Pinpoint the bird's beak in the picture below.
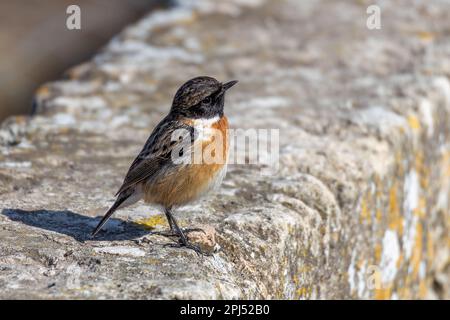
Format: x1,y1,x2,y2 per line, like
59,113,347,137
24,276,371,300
222,80,238,91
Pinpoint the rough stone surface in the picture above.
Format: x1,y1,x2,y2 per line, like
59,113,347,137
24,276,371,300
0,0,449,299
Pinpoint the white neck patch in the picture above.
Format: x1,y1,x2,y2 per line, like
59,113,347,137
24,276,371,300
191,116,220,127
190,116,221,141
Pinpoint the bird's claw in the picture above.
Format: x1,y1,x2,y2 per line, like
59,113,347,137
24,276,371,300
163,241,210,256
153,227,210,256
151,227,206,238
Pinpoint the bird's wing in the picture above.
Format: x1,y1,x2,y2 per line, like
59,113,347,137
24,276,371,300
115,117,194,196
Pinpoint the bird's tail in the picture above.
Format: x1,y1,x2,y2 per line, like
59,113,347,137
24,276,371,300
91,192,130,238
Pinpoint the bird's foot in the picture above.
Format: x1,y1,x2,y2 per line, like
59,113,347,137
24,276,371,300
151,227,205,238
155,227,209,256
163,241,210,256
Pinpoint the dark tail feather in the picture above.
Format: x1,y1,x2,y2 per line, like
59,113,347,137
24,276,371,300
91,193,129,238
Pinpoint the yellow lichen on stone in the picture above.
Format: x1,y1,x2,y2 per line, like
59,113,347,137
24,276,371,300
413,197,426,218
414,151,429,191
277,266,286,299
426,234,434,266
374,243,382,263
395,151,404,176
356,258,365,269
407,114,421,131
293,275,299,287
398,285,411,299
415,31,435,42
388,183,403,235
410,223,423,279
360,194,371,224
419,168,429,190
292,275,301,299
297,265,311,273
287,224,295,235
419,279,428,299
388,184,398,228
319,225,327,237
296,286,312,299
396,253,404,269
376,209,383,223
374,286,392,300
398,217,404,236
374,174,383,198
443,151,450,177
136,214,167,230
146,258,160,264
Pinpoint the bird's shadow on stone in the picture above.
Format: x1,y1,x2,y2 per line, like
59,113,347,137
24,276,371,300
1,208,150,242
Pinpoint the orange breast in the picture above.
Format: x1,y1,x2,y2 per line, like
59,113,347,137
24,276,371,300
144,116,229,207
209,115,229,162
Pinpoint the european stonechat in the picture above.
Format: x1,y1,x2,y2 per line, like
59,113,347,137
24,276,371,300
92,76,238,254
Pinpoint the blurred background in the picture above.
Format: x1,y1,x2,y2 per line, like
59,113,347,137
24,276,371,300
0,0,170,122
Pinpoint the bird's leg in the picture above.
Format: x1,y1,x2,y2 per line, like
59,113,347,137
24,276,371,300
151,207,205,238
165,207,176,232
161,208,208,256
150,207,177,237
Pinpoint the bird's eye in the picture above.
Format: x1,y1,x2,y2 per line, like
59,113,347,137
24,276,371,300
202,97,212,105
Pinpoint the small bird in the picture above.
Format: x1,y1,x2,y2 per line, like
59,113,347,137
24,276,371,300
91,76,237,254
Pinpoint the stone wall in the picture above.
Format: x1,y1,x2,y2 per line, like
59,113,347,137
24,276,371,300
0,0,449,299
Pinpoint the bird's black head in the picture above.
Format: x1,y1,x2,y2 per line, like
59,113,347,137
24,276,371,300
170,76,238,119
